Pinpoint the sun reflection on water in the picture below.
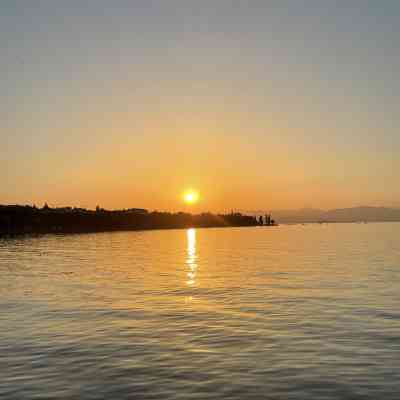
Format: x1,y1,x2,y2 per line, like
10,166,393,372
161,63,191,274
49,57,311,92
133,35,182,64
186,228,197,286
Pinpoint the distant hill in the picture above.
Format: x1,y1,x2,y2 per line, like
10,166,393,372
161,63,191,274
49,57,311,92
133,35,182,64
245,207,400,223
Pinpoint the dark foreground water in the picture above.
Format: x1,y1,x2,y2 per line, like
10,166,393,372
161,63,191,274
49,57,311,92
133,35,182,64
1,223,400,399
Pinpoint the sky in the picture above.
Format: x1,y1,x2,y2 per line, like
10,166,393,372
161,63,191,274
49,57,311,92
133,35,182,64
1,1,400,212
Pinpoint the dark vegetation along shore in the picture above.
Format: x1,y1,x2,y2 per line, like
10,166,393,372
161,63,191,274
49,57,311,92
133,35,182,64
0,205,276,235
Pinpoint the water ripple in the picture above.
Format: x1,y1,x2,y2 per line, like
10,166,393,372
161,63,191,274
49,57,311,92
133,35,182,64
1,224,400,399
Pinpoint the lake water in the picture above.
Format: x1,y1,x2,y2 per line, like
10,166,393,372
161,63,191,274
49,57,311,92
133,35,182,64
1,223,400,399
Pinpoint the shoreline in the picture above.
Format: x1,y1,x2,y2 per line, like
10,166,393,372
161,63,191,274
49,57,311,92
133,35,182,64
0,205,276,236
0,222,279,238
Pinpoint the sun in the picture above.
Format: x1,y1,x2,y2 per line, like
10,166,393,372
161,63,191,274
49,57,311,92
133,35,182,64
183,189,199,205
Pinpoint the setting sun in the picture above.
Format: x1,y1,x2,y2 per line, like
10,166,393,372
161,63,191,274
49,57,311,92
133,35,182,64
183,190,199,205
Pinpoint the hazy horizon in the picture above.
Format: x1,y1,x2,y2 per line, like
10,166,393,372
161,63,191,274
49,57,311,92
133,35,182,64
4,202,400,215
2,1,400,212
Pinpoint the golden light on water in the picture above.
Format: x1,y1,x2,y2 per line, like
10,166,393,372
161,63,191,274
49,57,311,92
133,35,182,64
186,228,197,286
183,189,199,205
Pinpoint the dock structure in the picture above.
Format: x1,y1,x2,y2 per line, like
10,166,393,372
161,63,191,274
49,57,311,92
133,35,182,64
260,213,277,226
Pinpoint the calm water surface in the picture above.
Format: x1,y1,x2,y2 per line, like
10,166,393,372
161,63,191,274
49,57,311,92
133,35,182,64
1,223,400,399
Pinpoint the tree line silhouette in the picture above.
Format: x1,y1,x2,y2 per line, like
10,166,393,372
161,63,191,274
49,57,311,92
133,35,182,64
0,205,276,235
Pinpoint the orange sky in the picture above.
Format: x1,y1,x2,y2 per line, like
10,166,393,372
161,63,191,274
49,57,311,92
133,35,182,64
2,2,399,211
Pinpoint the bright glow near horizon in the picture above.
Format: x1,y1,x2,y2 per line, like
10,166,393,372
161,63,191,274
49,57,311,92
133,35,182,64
183,190,199,205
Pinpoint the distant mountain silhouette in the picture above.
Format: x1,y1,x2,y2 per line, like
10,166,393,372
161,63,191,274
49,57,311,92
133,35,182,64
244,207,400,223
